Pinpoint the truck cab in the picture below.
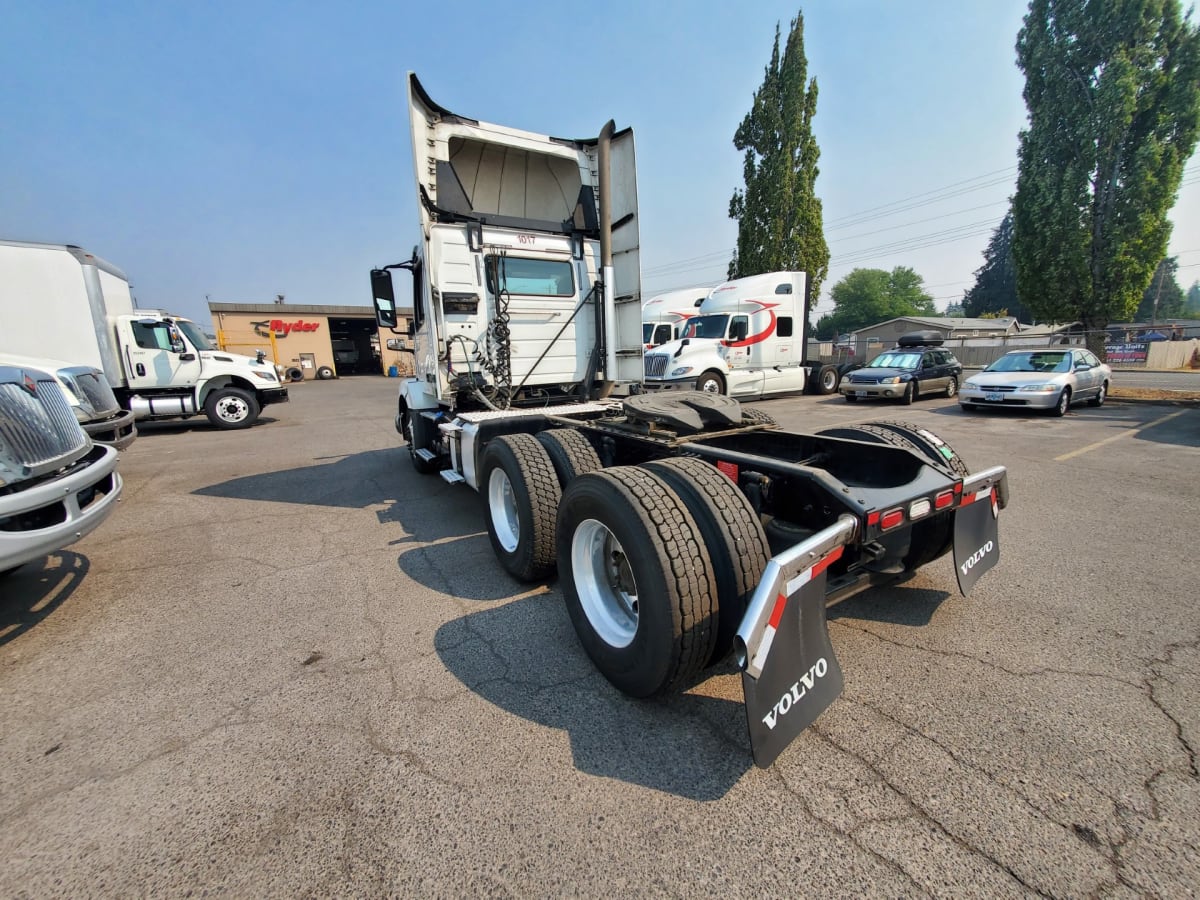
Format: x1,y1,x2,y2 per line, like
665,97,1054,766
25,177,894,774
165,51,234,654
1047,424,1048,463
371,73,644,467
642,271,813,397
641,287,707,348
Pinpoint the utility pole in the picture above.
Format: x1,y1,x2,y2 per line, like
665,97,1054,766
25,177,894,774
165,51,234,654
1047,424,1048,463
1151,267,1164,326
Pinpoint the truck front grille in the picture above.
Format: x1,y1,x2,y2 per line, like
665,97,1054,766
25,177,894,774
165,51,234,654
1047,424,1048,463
644,354,669,378
72,370,121,415
0,377,89,472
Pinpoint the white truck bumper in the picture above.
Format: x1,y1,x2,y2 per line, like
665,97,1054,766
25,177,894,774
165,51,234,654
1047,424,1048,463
0,444,123,572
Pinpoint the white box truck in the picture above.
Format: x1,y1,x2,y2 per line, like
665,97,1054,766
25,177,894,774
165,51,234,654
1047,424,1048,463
0,240,288,429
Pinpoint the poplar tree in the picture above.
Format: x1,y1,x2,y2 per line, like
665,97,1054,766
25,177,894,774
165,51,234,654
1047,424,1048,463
1012,0,1200,355
728,11,829,299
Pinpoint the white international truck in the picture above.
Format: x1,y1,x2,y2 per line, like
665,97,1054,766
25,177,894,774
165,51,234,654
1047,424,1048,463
0,363,123,578
0,240,288,429
641,286,707,348
371,73,1010,767
0,352,137,450
642,272,849,397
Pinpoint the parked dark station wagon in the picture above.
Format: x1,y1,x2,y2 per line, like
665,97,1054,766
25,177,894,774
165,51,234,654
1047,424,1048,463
840,333,963,404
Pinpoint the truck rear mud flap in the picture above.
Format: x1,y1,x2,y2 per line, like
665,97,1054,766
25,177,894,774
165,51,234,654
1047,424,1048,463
734,464,1009,768
735,517,855,768
953,466,1006,596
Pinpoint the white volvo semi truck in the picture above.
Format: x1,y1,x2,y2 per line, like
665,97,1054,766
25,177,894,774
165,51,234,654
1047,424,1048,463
371,73,1010,767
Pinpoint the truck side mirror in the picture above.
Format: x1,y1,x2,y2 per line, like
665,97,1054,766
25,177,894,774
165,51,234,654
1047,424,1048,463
371,269,398,329
730,321,748,342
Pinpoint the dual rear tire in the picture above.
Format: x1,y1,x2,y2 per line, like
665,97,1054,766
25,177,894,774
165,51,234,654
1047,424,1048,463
477,431,770,698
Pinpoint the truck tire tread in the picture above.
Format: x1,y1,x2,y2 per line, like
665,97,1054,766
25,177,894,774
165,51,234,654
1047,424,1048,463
740,407,777,426
536,429,602,486
480,434,561,582
642,458,769,664
556,466,717,696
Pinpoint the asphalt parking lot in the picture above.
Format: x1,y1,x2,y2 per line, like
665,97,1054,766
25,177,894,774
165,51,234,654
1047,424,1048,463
2,378,1198,897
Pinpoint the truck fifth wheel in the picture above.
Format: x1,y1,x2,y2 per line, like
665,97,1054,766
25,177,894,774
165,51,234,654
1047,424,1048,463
371,73,1010,767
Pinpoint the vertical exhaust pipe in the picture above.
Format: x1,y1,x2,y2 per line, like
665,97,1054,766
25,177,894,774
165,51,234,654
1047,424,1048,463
597,120,618,381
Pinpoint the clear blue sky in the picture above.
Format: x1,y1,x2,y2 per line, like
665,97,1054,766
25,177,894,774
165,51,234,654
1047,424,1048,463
3,0,1197,325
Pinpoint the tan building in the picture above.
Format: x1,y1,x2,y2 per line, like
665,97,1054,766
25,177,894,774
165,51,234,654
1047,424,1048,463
209,303,412,382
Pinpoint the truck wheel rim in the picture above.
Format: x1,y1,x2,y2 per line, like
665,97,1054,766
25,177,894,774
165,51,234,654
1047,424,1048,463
571,518,638,648
700,378,719,393
216,396,248,422
488,469,520,552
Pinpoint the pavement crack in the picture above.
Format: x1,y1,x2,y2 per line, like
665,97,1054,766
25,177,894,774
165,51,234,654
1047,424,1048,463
809,720,1057,898
832,621,1143,691
769,758,934,897
1145,636,1200,780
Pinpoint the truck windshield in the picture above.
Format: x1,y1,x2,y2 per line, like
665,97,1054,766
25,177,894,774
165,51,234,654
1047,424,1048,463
643,323,654,344
485,256,574,297
175,320,214,351
680,315,729,340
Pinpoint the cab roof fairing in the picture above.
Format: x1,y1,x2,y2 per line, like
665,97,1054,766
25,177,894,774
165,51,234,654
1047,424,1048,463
408,72,633,151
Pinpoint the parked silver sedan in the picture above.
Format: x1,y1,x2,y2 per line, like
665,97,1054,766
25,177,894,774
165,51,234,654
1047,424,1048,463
959,348,1112,416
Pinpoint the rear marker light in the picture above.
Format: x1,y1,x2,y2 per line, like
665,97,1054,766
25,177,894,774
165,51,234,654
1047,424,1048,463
867,511,881,526
934,489,955,510
880,508,904,530
909,499,932,520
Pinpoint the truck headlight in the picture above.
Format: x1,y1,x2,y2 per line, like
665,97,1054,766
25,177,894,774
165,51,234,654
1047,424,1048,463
252,370,278,382
670,366,694,377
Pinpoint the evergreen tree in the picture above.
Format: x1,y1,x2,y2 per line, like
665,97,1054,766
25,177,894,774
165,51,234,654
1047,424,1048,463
1012,0,1200,354
1134,257,1185,321
1186,280,1200,317
728,11,829,301
963,211,1030,321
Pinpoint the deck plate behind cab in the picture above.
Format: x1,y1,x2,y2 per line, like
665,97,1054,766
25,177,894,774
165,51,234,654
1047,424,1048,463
623,391,742,433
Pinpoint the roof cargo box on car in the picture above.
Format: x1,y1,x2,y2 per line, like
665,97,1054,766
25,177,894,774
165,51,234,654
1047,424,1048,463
897,330,943,347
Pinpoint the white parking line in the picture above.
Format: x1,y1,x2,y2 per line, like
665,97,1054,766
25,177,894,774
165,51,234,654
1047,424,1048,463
1054,410,1187,461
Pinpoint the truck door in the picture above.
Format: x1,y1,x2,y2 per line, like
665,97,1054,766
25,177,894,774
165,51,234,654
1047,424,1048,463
121,318,203,390
485,252,583,386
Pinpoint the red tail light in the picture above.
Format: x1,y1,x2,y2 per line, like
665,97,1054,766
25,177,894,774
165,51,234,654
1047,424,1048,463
880,508,904,530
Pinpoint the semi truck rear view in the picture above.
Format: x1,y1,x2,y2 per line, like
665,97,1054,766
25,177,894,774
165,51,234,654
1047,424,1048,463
371,73,1010,767
0,240,288,430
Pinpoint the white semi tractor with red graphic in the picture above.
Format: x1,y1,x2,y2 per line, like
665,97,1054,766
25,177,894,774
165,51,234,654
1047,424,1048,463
642,271,848,397
642,287,706,348
371,73,1010,767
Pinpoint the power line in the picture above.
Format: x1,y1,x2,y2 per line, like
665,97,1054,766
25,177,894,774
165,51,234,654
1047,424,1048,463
825,168,1017,229
830,200,1009,244
640,162,1200,290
